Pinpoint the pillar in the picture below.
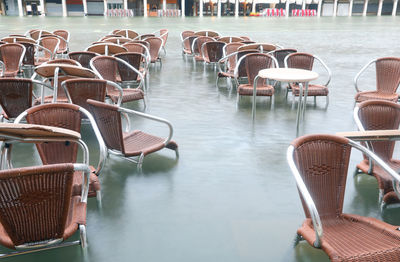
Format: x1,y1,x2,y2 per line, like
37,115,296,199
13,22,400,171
251,0,255,12
333,0,337,16
377,0,383,15
285,0,289,17
348,0,353,16
163,0,166,10
103,0,107,15
17,0,23,16
235,0,238,16
181,0,185,16
39,0,46,15
143,0,147,16
124,0,128,9
62,0,67,16
199,0,203,15
362,0,368,16
301,0,305,10
217,0,221,15
317,0,322,16
393,0,398,15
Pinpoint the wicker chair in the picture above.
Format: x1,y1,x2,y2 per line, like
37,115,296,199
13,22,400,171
115,29,139,39
90,55,145,106
201,41,225,64
0,43,26,77
69,51,98,69
18,41,35,77
285,52,331,105
144,37,163,65
53,30,70,56
122,43,151,66
135,34,156,40
152,29,168,55
27,29,52,40
0,163,90,256
288,134,400,262
192,36,215,61
180,30,195,42
114,52,148,86
182,36,197,56
235,53,278,103
238,43,277,53
37,36,60,65
15,103,107,202
87,99,178,170
216,42,245,86
62,78,123,109
354,100,400,207
354,57,400,103
272,48,297,68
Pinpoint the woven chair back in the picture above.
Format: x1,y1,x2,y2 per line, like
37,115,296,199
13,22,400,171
0,78,32,119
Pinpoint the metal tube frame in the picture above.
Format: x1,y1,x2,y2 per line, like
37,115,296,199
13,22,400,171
354,58,376,93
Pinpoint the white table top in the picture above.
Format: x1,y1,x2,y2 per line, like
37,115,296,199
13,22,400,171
257,68,319,82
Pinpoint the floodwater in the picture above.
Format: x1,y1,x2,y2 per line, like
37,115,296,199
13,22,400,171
0,15,399,262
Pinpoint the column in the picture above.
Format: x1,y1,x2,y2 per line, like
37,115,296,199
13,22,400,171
103,0,107,15
317,0,322,16
182,0,185,16
124,0,128,9
393,0,398,15
362,0,368,16
235,0,238,16
163,0,166,10
40,0,46,15
17,0,23,16
348,0,353,16
1,0,6,15
251,0,255,12
301,0,305,10
333,0,337,16
217,0,221,16
143,0,147,16
199,0,203,16
62,0,67,16
377,0,383,15
285,0,289,17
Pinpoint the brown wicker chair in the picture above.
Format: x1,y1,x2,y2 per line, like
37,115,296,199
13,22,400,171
144,37,163,65
87,99,178,170
235,53,277,103
354,100,400,207
0,43,26,77
115,29,139,39
15,103,107,202
238,43,277,53
0,78,51,122
90,55,145,106
0,163,90,256
19,41,35,77
53,30,70,56
288,134,400,262
216,42,245,86
69,51,98,69
114,52,148,87
27,29,52,40
121,43,151,67
285,52,331,106
182,36,197,56
181,30,195,42
272,48,297,68
354,57,400,103
192,36,215,62
201,41,225,64
135,33,156,40
37,36,60,65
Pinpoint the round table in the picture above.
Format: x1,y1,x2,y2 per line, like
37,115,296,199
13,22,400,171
86,43,127,55
253,68,319,135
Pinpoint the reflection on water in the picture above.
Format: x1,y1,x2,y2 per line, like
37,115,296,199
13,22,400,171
0,15,399,262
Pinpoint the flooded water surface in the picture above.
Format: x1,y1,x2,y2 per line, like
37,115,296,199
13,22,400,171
0,15,399,262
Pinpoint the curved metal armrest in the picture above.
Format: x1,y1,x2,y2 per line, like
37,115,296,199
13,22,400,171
78,107,107,177
34,44,54,62
31,79,54,105
314,55,331,87
38,38,60,59
74,163,91,203
349,140,400,199
191,38,199,56
118,107,174,146
201,42,208,61
354,59,376,93
18,45,27,70
0,61,4,77
114,56,145,90
287,145,323,248
234,53,248,78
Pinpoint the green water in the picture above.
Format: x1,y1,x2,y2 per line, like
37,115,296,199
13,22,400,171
0,15,399,262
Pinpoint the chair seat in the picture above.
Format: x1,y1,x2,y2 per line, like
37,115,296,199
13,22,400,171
72,166,100,198
122,130,177,157
238,84,274,96
290,84,329,96
357,159,400,203
355,91,398,103
298,214,400,262
107,89,144,104
0,195,86,250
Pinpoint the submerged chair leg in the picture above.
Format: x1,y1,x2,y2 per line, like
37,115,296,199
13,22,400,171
294,233,304,247
326,96,329,107
137,153,145,171
79,225,88,249
96,190,102,208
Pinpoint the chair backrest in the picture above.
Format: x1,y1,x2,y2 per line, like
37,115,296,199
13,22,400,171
291,134,351,219
239,43,276,53
286,52,314,70
236,50,260,78
128,40,150,49
19,42,35,66
218,36,244,43
39,36,60,59
144,37,162,62
194,30,219,37
375,57,400,94
53,30,69,51
181,30,195,41
0,43,25,73
184,36,197,53
224,42,244,71
244,53,275,86
87,99,125,153
63,78,108,112
203,41,225,63
25,103,82,165
159,29,168,47
69,51,98,69
0,164,75,248
195,36,214,57
140,34,156,40
356,100,400,162
122,43,147,54
273,48,297,68
90,55,118,82
0,78,33,119
114,52,142,81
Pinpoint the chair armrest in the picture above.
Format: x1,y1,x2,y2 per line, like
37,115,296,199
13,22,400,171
354,59,376,93
118,107,174,146
287,145,323,248
34,44,54,63
314,55,331,87
114,56,145,91
31,79,55,105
